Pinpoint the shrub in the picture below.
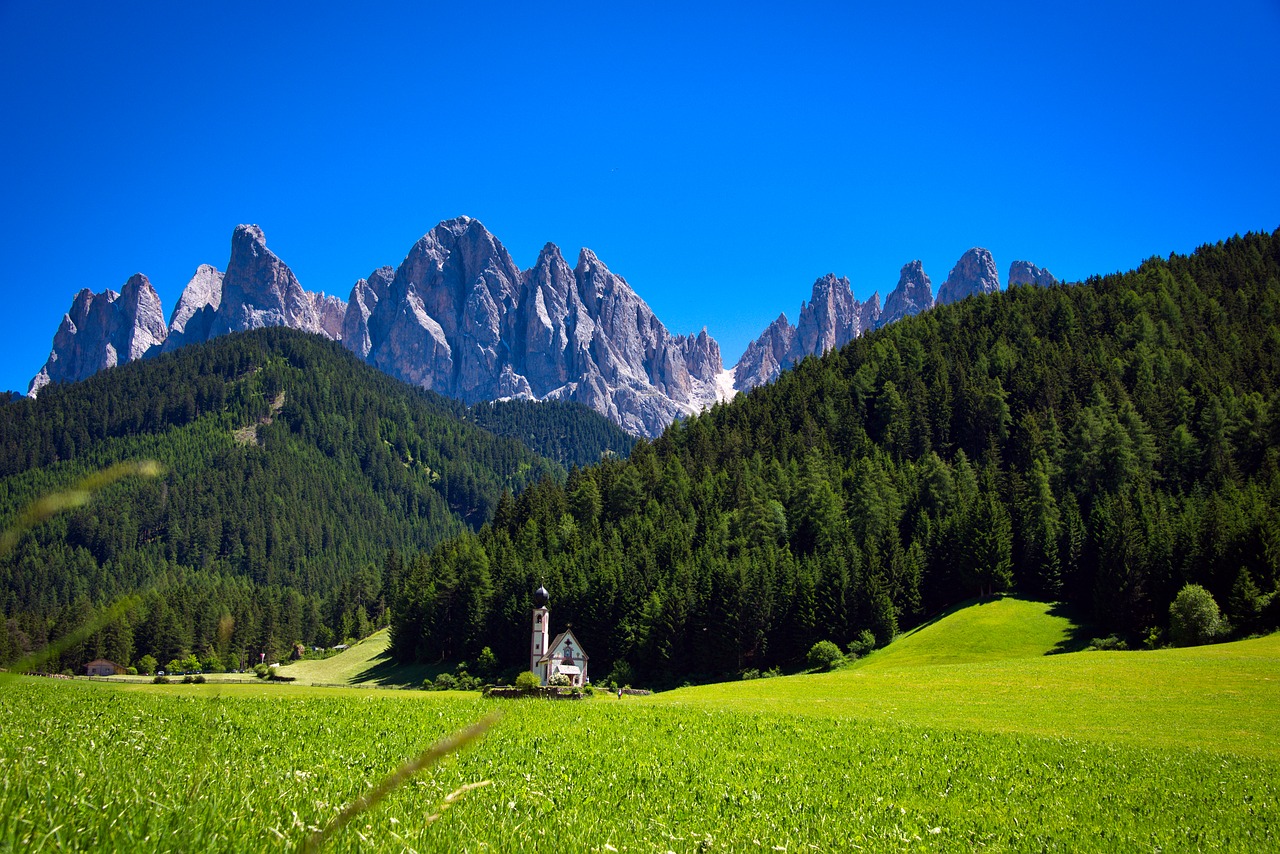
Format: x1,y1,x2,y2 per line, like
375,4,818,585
763,666,782,679
126,667,138,676
741,668,761,680
548,673,572,687
433,672,458,691
253,663,269,679
515,671,541,690
182,674,194,684
475,646,499,678
1169,583,1229,646
605,660,634,689
1087,634,1129,651
152,675,170,684
847,629,877,658
807,640,845,672
194,674,206,684
137,655,157,676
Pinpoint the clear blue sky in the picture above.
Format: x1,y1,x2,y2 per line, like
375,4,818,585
2,1,1278,395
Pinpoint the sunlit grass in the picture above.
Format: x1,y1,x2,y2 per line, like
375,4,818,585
2,675,1277,851
657,599,1280,759
5,598,1279,850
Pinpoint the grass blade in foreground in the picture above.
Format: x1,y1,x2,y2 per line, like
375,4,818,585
298,712,499,854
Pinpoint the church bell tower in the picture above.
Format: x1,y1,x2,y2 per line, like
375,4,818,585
530,585,550,681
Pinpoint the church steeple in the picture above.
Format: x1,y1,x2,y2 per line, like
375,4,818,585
530,585,550,682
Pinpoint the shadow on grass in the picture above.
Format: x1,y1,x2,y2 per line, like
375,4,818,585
350,650,439,688
1045,601,1096,655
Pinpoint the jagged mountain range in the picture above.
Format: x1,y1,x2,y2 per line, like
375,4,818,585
730,247,1058,392
27,217,1056,437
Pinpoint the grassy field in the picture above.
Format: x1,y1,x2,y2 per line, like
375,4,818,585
659,598,1280,759
3,598,1278,851
274,630,432,688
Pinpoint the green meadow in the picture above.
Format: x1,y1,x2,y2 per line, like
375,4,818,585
3,599,1278,852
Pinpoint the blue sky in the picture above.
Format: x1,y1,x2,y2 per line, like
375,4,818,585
2,1,1278,395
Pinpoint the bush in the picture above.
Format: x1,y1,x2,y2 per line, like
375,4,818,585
605,660,634,689
137,655,157,676
847,629,877,658
741,668,760,680
152,675,170,684
126,667,138,676
475,646,499,678
194,674,206,684
515,671,541,690
548,673,572,687
807,640,845,672
1169,583,1229,646
762,666,782,679
253,663,269,679
433,672,458,691
182,674,194,684
1087,634,1129,651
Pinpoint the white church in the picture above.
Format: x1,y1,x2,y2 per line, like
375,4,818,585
529,585,589,686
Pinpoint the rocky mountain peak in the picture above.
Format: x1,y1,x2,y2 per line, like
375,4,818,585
347,222,726,437
1008,260,1059,288
211,224,343,339
28,274,168,397
341,266,394,360
118,273,168,361
163,264,223,353
880,259,935,327
735,272,880,393
936,248,1000,306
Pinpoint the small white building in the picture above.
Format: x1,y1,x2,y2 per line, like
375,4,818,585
529,586,589,687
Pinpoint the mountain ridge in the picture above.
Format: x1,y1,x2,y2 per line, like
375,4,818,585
28,218,1058,437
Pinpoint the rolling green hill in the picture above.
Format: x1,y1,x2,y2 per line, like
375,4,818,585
659,598,1280,759
854,596,1083,669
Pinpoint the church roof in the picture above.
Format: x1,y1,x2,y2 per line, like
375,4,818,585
537,629,589,664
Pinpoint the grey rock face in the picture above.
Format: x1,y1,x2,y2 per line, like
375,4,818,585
734,314,796,393
936,248,1000,306
163,264,224,352
354,217,726,437
879,260,935,327
1008,260,1059,288
119,273,169,361
341,266,394,360
209,224,345,340
794,274,880,360
29,274,168,396
734,274,880,392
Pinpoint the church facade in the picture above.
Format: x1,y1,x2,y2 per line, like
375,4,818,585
529,585,589,686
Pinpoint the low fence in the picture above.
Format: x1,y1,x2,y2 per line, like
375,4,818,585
483,685,584,700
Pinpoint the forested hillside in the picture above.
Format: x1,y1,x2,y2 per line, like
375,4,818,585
0,329,634,670
391,230,1280,685
466,399,636,469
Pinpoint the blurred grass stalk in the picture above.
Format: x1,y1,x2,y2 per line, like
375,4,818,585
300,713,499,853
0,459,163,676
